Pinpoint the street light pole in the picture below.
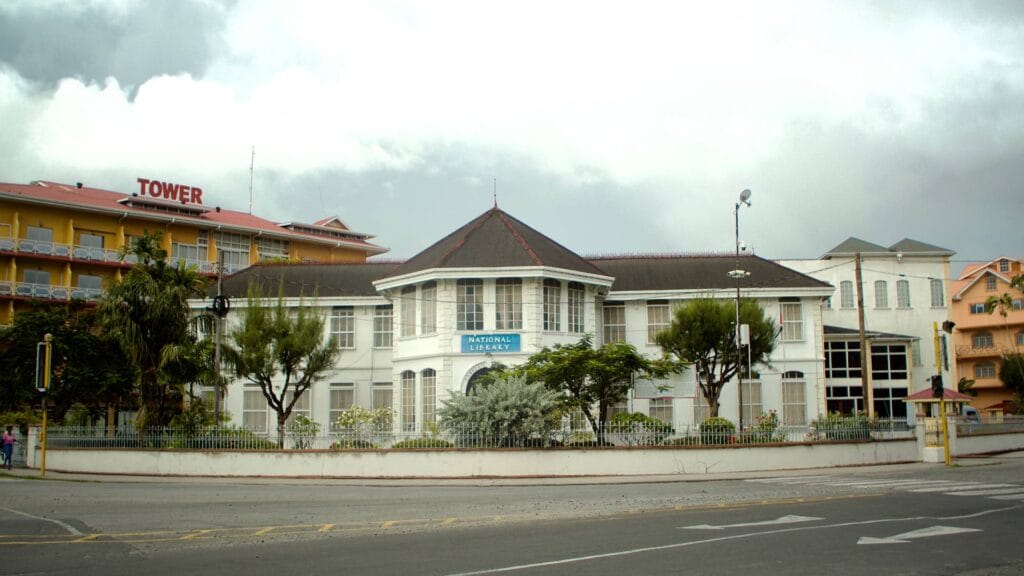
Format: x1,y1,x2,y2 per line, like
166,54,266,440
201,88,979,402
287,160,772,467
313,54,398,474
731,189,752,430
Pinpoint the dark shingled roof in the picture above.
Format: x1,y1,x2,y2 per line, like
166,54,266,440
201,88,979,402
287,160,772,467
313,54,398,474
587,254,832,292
823,237,955,258
823,237,889,257
888,238,955,256
388,208,607,277
212,262,401,299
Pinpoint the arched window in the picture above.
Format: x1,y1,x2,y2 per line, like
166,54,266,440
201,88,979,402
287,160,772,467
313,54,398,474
465,367,495,395
421,369,436,425
401,371,416,431
781,371,806,426
874,280,888,308
840,281,854,308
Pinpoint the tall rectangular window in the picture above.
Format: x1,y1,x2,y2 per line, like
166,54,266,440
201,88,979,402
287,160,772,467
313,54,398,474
782,377,807,426
780,300,803,341
840,281,854,308
457,279,484,331
874,280,888,308
495,278,523,330
648,398,673,426
243,386,267,433
330,307,355,348
215,231,251,272
256,237,290,261
422,369,436,425
986,276,997,291
647,300,670,344
420,281,437,334
999,259,1010,273
401,371,416,431
372,383,393,410
374,305,393,348
329,383,355,429
543,279,561,331
568,282,585,333
896,280,911,308
286,390,310,425
602,302,626,344
825,340,862,378
930,279,944,307
739,381,763,428
400,286,416,337
870,344,908,380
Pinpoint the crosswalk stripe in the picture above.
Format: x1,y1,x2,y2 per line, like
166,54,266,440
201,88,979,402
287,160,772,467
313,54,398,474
989,494,1024,501
822,479,951,488
948,488,1024,497
909,483,1014,493
746,476,830,484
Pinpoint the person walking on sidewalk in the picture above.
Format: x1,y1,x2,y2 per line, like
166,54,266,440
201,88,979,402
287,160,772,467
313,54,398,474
1,426,15,470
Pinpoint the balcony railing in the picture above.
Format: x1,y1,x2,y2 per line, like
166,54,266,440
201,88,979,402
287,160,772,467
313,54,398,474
0,236,243,275
0,281,103,301
955,344,1019,358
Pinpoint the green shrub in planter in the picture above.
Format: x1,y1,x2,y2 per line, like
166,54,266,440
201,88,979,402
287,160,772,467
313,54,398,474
391,438,453,449
810,412,871,441
699,417,736,445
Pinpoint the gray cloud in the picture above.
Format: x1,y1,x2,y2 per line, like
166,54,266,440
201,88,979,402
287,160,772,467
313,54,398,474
0,0,230,90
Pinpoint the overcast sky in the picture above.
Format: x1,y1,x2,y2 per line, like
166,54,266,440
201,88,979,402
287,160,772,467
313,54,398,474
1,1,1021,268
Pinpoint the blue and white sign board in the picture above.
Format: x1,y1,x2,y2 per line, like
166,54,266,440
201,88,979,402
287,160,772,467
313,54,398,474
461,334,521,354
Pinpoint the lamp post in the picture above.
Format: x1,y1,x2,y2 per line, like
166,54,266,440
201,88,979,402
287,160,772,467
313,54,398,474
729,189,752,430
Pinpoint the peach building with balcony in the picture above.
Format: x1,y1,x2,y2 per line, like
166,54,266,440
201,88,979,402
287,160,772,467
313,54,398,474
950,257,1024,415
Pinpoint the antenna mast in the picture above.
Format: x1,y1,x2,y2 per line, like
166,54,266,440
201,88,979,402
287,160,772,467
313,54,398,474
493,177,497,208
248,146,255,214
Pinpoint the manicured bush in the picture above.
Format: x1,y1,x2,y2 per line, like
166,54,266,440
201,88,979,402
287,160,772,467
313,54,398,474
699,416,736,445
391,438,453,449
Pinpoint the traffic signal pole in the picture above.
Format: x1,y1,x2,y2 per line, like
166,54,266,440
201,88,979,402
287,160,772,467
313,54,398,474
932,322,951,466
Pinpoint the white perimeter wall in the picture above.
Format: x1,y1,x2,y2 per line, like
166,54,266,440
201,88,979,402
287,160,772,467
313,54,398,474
33,441,917,478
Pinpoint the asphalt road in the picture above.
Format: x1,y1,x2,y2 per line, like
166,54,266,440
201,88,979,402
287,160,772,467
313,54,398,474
3,454,1024,575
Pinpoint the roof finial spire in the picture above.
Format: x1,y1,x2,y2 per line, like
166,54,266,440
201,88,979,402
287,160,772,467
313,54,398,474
493,177,498,209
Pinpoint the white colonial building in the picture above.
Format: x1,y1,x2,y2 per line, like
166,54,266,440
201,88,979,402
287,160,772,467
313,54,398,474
780,237,956,419
206,207,835,434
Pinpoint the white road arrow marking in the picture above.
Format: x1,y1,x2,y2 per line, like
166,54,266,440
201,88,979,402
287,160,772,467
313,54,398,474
680,515,822,530
857,525,981,545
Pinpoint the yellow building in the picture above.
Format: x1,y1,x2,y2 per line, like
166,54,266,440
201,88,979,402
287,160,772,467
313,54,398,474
950,257,1024,415
0,178,386,324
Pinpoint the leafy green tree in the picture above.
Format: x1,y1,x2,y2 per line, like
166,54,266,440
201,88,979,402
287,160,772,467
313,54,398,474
986,273,1024,348
438,375,562,447
223,283,339,448
98,232,210,427
0,305,133,421
1000,353,1024,406
506,334,677,442
654,298,777,419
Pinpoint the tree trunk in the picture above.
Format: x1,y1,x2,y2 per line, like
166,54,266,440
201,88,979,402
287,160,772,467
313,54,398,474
277,413,287,449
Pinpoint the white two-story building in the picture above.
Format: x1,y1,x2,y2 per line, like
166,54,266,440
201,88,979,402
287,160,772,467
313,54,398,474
209,207,834,434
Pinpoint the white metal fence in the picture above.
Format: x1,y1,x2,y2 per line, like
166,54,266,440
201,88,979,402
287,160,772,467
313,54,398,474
42,418,912,451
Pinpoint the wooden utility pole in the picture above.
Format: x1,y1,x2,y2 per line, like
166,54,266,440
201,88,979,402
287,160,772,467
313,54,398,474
855,253,874,418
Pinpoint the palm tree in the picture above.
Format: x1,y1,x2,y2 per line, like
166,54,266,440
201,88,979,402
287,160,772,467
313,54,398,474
98,232,210,427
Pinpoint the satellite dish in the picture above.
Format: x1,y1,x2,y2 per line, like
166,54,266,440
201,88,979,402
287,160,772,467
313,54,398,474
739,189,752,205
